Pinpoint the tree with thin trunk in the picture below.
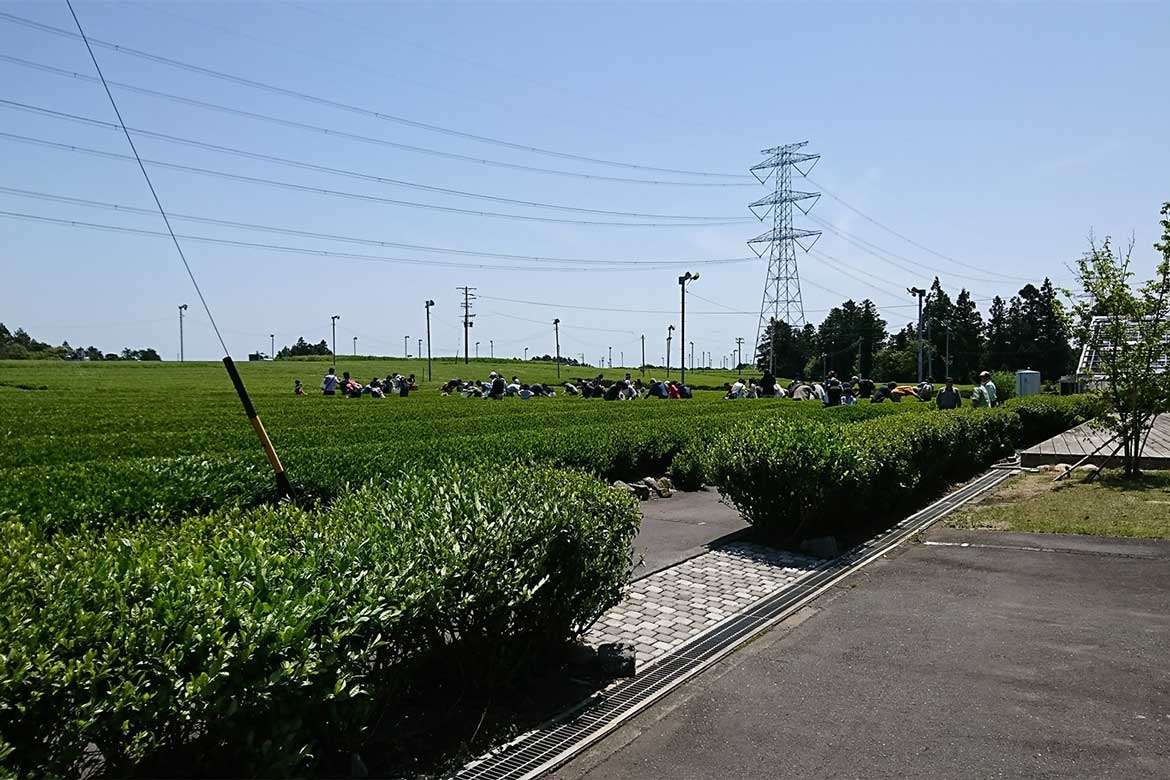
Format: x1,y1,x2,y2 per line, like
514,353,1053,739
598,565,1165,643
1072,202,1170,476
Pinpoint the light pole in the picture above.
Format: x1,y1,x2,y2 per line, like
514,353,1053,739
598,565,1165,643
490,340,494,359
690,341,694,371
620,350,624,367
425,299,435,381
524,346,529,361
735,337,745,377
641,334,646,377
678,271,699,384
553,318,561,378
418,338,422,360
666,324,675,378
608,346,612,368
475,341,480,359
908,287,926,382
353,336,357,356
178,304,187,362
404,335,409,358
269,333,274,359
330,314,340,360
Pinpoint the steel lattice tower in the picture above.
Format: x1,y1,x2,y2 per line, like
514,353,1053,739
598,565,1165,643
748,141,822,374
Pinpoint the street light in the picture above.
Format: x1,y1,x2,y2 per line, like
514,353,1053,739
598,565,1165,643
489,339,494,359
353,336,357,356
330,314,340,360
908,287,926,382
666,324,675,378
678,272,700,384
475,340,480,359
424,300,435,381
524,346,529,361
553,318,561,378
269,333,274,359
178,304,188,362
404,334,410,358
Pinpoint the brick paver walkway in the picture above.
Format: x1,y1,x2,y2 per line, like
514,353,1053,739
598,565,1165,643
585,542,821,670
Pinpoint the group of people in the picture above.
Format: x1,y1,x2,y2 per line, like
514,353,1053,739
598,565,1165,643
304,368,417,398
436,372,694,401
721,370,1000,409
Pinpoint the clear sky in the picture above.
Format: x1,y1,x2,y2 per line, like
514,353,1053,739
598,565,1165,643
2,0,1168,363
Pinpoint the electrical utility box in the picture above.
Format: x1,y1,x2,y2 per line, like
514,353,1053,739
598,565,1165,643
1015,369,1041,397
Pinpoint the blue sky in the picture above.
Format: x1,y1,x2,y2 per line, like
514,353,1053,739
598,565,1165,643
2,0,1168,363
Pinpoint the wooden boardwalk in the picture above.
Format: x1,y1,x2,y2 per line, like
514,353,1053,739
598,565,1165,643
1021,415,1170,469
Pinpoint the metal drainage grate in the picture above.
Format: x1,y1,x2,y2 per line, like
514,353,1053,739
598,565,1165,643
453,468,1014,780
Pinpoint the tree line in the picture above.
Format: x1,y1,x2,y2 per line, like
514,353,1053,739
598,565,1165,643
755,277,1075,383
0,323,160,361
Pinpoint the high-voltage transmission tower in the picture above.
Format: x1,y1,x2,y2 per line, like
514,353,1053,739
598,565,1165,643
748,141,822,374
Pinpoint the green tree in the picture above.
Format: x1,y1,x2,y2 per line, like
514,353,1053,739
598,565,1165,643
947,289,984,382
755,319,816,378
1071,203,1170,476
984,296,1010,370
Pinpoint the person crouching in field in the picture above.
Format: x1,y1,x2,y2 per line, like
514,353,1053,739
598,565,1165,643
294,379,305,396
322,367,338,396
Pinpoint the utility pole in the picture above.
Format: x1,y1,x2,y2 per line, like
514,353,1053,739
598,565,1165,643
689,341,694,372
178,303,187,362
353,336,357,356
749,141,822,375
524,346,529,361
457,286,476,364
418,338,422,359
667,325,675,378
908,287,925,382
489,340,494,358
404,335,409,358
608,346,612,368
331,314,340,361
822,352,827,378
424,300,435,381
553,318,561,378
735,337,745,377
641,334,646,377
475,341,480,359
269,333,274,359
925,321,933,380
945,323,951,378
678,271,699,384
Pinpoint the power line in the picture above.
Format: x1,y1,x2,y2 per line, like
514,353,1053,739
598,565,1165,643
0,54,752,188
0,10,752,180
0,131,751,228
0,209,735,273
60,0,229,357
807,176,1037,282
0,99,748,222
0,186,761,268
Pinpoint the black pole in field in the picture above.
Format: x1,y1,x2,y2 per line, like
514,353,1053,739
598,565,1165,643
425,299,435,381
554,318,561,378
223,357,292,499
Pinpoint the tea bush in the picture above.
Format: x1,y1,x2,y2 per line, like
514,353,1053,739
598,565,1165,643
1002,393,1103,445
706,408,1024,541
0,464,639,778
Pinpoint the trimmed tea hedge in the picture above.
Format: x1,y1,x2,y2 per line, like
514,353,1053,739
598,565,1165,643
0,465,640,778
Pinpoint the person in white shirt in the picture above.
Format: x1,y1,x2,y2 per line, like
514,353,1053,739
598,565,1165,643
321,367,339,396
730,379,746,398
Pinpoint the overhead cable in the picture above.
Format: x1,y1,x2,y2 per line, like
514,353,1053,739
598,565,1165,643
0,10,752,180
0,100,748,221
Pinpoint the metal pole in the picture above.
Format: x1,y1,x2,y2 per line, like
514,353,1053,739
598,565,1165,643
425,300,434,381
736,337,745,377
524,347,529,361
404,335,409,358
680,276,686,384
418,338,422,359
908,287,924,383
608,346,612,368
178,303,187,362
490,340,494,358
641,335,646,377
926,321,933,380
667,325,674,378
476,341,480,359
353,336,357,356
554,318,561,378
269,333,274,359
331,314,339,360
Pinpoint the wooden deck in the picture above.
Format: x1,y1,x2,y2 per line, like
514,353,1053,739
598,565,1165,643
1021,415,1170,469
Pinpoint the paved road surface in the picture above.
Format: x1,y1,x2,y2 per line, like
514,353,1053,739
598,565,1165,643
632,489,748,579
554,528,1170,780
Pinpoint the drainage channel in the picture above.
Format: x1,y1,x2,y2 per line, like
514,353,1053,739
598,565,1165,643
453,468,1016,780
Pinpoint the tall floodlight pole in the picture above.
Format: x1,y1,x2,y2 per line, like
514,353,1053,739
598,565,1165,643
353,336,357,356
641,335,646,377
475,341,480,359
908,286,926,382
178,303,187,362
524,346,529,361
269,333,274,358
489,340,494,358
735,337,745,377
749,142,822,375
608,346,612,368
404,335,410,358
424,300,435,381
331,314,340,360
620,351,624,367
678,271,699,384
553,318,561,378
667,325,675,378
457,286,476,364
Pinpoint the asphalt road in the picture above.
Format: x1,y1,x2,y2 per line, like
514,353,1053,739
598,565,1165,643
554,528,1170,780
632,488,748,579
